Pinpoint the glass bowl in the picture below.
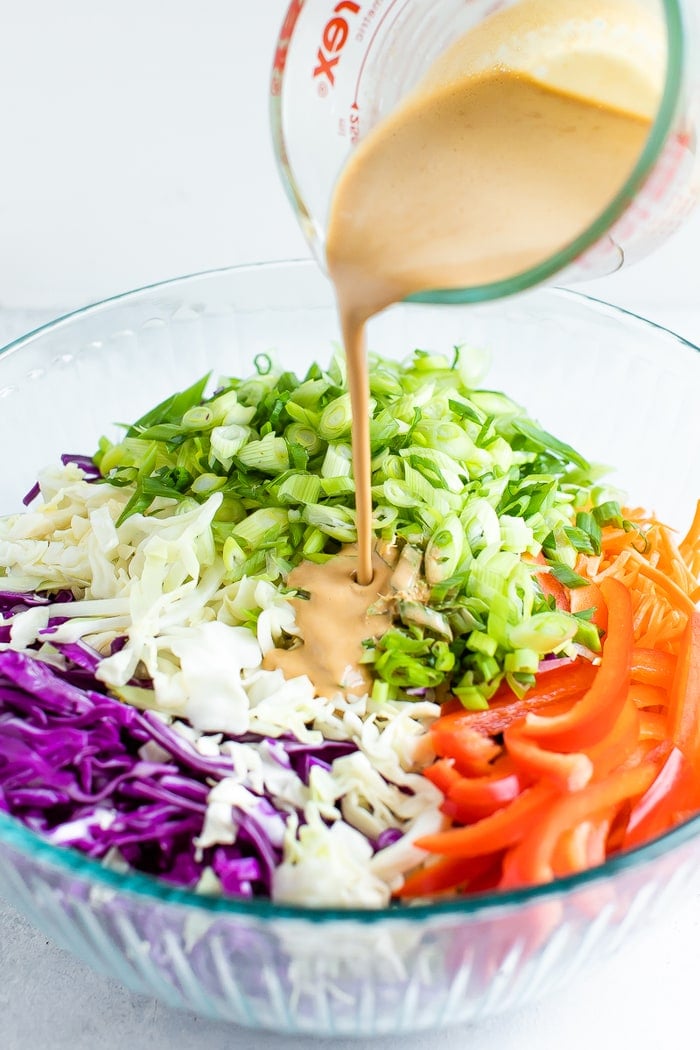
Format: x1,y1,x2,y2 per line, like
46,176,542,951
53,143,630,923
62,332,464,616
1,261,700,1037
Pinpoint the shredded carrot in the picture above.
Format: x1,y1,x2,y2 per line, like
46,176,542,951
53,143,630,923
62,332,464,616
625,550,696,617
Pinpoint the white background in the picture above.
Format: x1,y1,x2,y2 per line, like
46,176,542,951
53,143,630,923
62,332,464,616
0,2,699,1048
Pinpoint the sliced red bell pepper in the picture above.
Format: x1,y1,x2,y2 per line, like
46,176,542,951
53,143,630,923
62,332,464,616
631,648,677,691
504,720,593,791
430,725,502,777
629,682,669,711
638,711,668,742
415,782,556,858
433,660,596,738
423,758,463,797
441,757,530,823
586,693,640,777
623,743,700,850
498,760,658,887
395,853,500,899
549,815,611,879
666,609,700,775
521,577,633,752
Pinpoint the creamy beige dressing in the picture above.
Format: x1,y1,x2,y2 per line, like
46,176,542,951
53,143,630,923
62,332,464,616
263,547,394,698
267,0,660,696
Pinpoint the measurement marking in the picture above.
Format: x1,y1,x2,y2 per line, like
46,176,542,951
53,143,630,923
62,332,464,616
353,0,404,106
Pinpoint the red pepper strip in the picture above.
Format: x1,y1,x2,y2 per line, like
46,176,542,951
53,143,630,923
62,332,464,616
586,693,640,778
623,744,700,850
667,609,700,775
415,782,556,858
629,682,668,711
395,853,499,899
504,721,593,791
632,648,677,691
638,711,668,742
522,577,633,752
441,758,531,823
433,661,596,738
550,815,612,879
430,726,502,777
499,761,658,887
570,581,608,634
423,759,463,797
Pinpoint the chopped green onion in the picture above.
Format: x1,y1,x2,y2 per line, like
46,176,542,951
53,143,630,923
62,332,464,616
95,344,612,700
370,680,391,703
190,473,226,495
416,420,476,461
285,401,321,428
318,393,353,440
302,527,327,556
572,618,602,653
254,353,273,376
182,405,216,430
285,423,324,456
504,649,540,674
448,398,484,425
547,563,591,589
223,535,246,570
277,473,322,506
126,373,210,436
210,424,250,465
232,507,288,549
321,443,353,478
509,612,578,654
398,601,453,640
320,476,355,498
452,684,490,711
425,515,464,585
302,504,356,543
576,511,603,554
562,524,598,555
511,418,589,471
467,630,498,658
593,500,625,529
237,434,289,474
289,377,331,407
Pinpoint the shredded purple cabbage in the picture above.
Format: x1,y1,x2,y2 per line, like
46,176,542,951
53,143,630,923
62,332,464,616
21,482,41,508
0,590,50,608
0,625,359,899
52,640,102,675
60,453,102,477
376,827,403,850
0,590,73,613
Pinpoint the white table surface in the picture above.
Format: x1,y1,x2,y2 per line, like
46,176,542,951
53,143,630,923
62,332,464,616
2,2,700,1045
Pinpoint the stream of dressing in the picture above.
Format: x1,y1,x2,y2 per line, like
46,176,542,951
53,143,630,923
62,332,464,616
265,0,662,697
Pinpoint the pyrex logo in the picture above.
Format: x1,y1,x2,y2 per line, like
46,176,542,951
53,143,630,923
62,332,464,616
313,1,361,92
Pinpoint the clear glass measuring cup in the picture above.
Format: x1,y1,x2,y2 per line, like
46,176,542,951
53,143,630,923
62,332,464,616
270,0,699,303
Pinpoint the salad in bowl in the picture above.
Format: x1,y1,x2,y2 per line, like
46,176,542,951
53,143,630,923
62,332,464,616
0,262,699,1034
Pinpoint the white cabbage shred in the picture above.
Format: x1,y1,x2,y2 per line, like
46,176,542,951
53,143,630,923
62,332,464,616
0,465,445,906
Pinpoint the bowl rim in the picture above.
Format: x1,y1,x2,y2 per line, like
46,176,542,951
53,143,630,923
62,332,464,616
1,259,700,924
